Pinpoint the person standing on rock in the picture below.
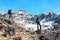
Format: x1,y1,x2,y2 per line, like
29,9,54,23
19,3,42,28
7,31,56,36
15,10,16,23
36,16,41,31
8,10,13,21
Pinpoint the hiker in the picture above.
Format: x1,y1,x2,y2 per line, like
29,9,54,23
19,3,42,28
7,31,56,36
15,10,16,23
8,10,13,21
36,17,41,30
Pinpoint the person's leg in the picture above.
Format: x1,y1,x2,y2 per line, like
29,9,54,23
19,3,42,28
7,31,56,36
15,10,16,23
36,23,41,34
39,24,41,30
10,15,14,23
8,14,11,20
39,24,41,33
10,15,12,20
37,24,39,30
9,15,12,20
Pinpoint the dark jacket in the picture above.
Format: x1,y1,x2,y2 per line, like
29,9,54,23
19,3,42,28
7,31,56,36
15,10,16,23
36,17,40,24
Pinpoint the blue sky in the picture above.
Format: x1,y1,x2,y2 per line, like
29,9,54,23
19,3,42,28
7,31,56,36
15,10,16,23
0,0,60,14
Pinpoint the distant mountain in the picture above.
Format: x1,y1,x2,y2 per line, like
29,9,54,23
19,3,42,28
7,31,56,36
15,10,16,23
3,10,60,24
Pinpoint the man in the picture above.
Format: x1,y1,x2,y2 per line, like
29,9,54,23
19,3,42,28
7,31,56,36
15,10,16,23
36,16,41,31
8,10,13,20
